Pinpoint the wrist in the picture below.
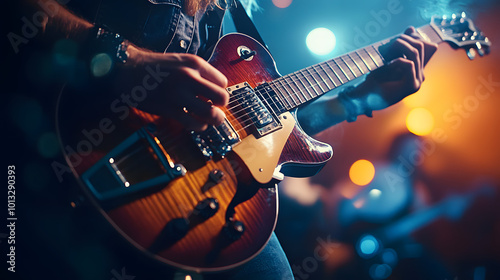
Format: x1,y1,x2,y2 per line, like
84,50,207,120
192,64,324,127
338,85,373,122
84,27,130,77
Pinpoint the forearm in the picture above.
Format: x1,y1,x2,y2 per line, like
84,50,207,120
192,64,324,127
297,81,379,136
21,0,93,45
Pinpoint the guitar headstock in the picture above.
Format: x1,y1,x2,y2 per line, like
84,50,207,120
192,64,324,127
432,12,491,60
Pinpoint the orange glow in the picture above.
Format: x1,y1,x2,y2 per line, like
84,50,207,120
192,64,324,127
272,0,293,8
406,108,435,136
349,159,375,186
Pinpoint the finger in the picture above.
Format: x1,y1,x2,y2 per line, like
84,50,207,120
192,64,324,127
153,53,229,89
404,26,419,38
399,34,425,80
187,69,230,106
166,67,229,107
183,97,226,126
197,60,229,89
389,38,422,82
389,57,419,93
180,54,229,89
404,26,438,65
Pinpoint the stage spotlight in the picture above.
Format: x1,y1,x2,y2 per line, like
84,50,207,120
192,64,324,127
406,108,434,136
357,234,380,258
349,159,375,186
306,27,336,55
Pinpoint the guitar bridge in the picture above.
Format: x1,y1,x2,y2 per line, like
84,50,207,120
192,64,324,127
191,119,240,160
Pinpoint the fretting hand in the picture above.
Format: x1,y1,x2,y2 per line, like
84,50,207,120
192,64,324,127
354,27,438,110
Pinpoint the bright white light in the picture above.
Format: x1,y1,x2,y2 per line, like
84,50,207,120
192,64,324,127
306,28,336,55
369,188,382,199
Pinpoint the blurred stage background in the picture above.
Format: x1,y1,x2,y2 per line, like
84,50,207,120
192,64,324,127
3,0,500,279
252,0,500,279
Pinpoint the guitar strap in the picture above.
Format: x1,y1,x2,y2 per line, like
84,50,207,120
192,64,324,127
229,0,268,49
200,0,268,58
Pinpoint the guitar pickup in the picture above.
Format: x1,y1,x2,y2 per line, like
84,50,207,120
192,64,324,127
227,82,282,137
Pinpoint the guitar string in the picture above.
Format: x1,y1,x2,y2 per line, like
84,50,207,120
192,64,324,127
109,27,445,171
118,32,439,165
224,50,385,131
228,46,383,112
220,24,446,133
224,48,381,110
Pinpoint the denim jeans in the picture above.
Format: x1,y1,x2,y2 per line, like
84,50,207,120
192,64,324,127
203,233,294,280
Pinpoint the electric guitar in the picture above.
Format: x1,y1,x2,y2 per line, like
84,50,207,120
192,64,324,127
56,14,490,272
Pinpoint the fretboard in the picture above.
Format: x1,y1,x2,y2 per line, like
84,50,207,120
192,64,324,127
267,24,444,112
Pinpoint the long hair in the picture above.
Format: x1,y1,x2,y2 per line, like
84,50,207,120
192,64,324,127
184,0,259,17
184,0,226,16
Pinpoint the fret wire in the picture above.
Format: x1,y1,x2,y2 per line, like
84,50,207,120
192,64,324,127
339,55,357,78
364,47,380,68
277,77,300,105
372,44,385,65
313,64,334,90
313,64,333,91
325,59,345,84
281,78,301,107
312,64,332,93
346,53,365,75
289,74,308,100
299,69,321,97
318,62,338,88
289,72,309,99
286,74,310,102
270,82,292,110
305,67,326,94
283,75,307,104
361,49,378,70
355,50,372,71
332,58,351,82
370,44,385,65
294,72,315,99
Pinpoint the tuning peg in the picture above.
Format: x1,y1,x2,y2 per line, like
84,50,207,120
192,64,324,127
467,48,476,60
475,42,485,56
451,13,457,23
441,15,448,25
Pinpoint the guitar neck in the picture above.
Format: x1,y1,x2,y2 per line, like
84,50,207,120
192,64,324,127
267,24,444,111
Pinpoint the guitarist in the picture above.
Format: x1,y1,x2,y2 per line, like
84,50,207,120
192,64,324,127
16,0,437,279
